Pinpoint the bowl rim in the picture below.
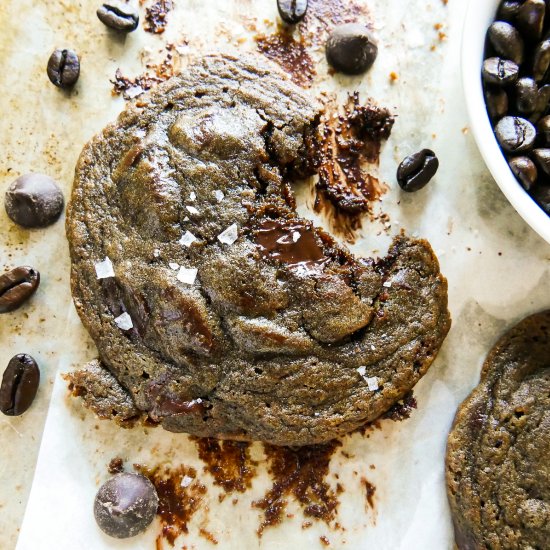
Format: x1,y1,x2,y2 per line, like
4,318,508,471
461,0,550,245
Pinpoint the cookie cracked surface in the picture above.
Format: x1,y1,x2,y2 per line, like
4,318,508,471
66,53,450,446
446,310,550,549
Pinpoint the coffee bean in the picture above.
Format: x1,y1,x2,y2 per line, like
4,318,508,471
47,49,80,88
0,354,40,416
5,173,64,228
537,115,550,144
485,87,509,120
277,0,308,24
0,267,40,314
494,116,537,153
396,149,439,192
515,77,539,114
97,2,139,32
326,24,378,75
517,0,546,42
529,84,550,122
533,40,550,81
488,21,524,64
498,1,523,22
532,148,550,174
482,57,519,86
532,183,550,213
509,156,538,190
94,473,159,538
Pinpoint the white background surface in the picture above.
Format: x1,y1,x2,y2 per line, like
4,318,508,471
1,0,549,548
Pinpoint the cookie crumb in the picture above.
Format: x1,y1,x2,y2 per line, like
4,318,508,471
108,457,124,474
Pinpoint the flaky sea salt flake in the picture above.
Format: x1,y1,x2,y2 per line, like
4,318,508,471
383,281,392,288
357,366,367,377
214,190,224,202
180,475,193,488
217,223,238,245
114,312,133,331
179,231,197,248
189,192,196,201
186,205,199,215
169,262,180,270
292,231,301,242
94,257,115,279
177,266,198,285
366,377,379,391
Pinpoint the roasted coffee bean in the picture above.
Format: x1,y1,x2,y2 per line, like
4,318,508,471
5,173,64,228
497,1,523,22
482,57,519,86
97,2,139,32
0,267,40,314
532,148,550,174
494,116,537,153
488,21,524,64
532,183,550,213
0,354,40,416
94,473,159,538
529,84,550,122
509,156,538,190
537,115,550,144
516,77,539,114
396,149,439,192
485,87,509,120
533,40,550,81
277,0,308,24
47,49,80,88
517,0,546,42
326,23,378,75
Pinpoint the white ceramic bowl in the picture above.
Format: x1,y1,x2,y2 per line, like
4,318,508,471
462,0,550,244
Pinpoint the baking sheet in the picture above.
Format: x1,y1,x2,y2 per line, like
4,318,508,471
1,0,549,548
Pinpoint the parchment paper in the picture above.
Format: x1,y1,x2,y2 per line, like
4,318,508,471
2,0,549,548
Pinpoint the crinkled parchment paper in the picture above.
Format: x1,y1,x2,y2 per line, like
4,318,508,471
1,0,549,548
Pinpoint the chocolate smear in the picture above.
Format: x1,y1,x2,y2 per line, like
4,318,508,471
192,437,258,494
253,440,342,535
135,463,206,547
256,30,316,88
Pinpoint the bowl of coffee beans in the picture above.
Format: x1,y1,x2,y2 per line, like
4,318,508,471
463,0,550,244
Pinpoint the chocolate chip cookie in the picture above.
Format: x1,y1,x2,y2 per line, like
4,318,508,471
446,310,550,549
66,53,450,446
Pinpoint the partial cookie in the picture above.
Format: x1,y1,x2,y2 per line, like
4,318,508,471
66,53,450,446
446,310,550,549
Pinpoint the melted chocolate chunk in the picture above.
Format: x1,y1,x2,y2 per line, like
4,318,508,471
253,218,326,267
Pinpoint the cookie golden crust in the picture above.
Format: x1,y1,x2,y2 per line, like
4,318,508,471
66,53,450,446
446,311,550,549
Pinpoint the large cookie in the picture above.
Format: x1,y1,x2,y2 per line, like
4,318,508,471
66,54,450,446
446,311,550,549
